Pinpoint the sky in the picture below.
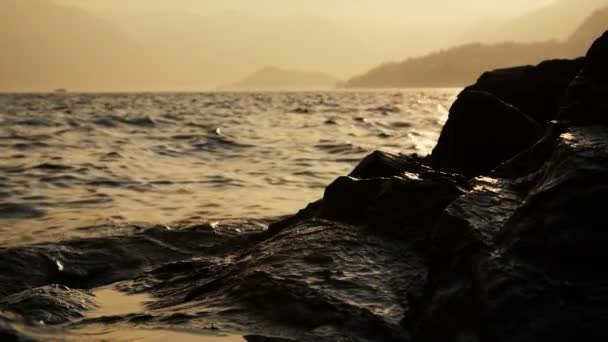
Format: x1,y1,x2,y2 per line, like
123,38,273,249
1,0,604,91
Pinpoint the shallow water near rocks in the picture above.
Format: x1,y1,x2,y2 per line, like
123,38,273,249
71,328,246,342
0,90,458,341
0,90,457,245
89,288,152,318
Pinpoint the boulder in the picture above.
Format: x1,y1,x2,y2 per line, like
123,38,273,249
319,174,469,233
430,90,543,178
269,152,469,235
560,30,608,124
0,319,39,342
466,58,585,124
408,33,608,342
413,126,608,342
348,151,428,179
0,285,97,325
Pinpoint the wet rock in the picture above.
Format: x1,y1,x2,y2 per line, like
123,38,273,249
348,150,428,179
0,226,225,297
560,31,608,124
498,126,608,281
270,163,469,237
0,319,39,342
430,90,543,178
408,33,608,341
244,335,297,342
407,175,523,341
412,126,608,342
270,150,469,235
0,285,97,325
321,174,468,233
466,58,585,124
172,219,418,341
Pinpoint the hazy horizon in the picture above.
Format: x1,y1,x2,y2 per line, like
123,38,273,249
2,0,605,92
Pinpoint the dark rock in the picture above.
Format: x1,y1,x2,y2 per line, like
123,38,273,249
179,220,417,341
244,335,297,342
498,126,608,281
348,150,429,179
409,175,524,341
269,150,469,235
318,176,388,224
430,90,543,178
0,319,39,342
0,285,97,325
398,33,608,342
560,30,608,124
0,226,225,298
410,112,608,341
466,58,585,124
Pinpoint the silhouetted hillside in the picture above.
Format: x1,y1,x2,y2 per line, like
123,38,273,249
225,67,338,90
458,0,607,44
343,7,608,88
568,7,608,52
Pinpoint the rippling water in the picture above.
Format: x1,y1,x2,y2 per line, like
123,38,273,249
0,90,457,245
0,90,463,341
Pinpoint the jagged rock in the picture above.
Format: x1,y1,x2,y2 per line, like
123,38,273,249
0,285,97,325
466,58,585,124
245,335,298,342
408,32,608,342
270,153,469,235
269,152,469,235
560,30,608,123
430,90,543,178
0,319,39,342
0,226,225,298
498,126,608,281
318,174,469,234
348,151,428,179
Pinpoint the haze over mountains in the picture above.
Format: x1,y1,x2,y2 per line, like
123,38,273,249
225,67,338,91
1,0,605,91
344,4,608,88
458,0,607,44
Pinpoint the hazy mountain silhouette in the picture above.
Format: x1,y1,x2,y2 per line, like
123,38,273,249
1,1,374,91
568,6,608,52
4,0,605,91
119,12,372,89
343,7,608,88
0,0,146,91
458,0,607,44
224,67,338,90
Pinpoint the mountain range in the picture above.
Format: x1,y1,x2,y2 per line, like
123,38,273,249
457,0,607,44
342,5,608,88
2,0,607,91
224,67,338,90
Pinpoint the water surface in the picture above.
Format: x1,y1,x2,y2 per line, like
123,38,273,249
0,90,457,246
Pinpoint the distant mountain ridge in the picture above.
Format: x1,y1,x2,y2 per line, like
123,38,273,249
457,0,608,44
224,67,338,90
342,6,608,88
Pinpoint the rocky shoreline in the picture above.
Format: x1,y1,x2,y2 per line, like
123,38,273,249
2,31,607,341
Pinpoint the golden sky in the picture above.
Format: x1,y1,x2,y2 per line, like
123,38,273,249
1,0,605,91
